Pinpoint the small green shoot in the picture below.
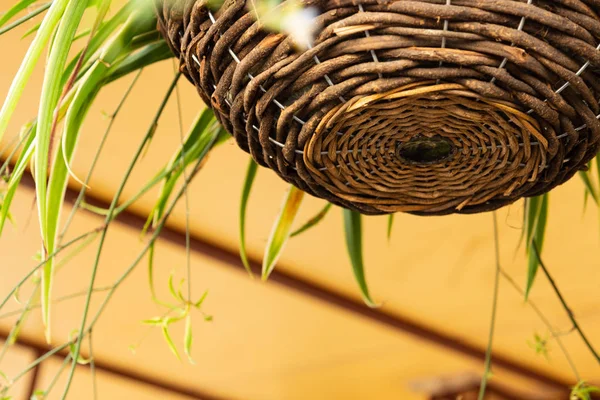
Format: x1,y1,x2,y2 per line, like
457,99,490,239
142,274,211,363
68,331,92,365
527,332,550,360
571,381,600,400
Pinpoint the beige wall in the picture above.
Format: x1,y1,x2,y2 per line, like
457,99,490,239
0,6,599,399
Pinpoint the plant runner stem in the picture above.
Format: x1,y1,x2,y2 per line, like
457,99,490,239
532,241,600,365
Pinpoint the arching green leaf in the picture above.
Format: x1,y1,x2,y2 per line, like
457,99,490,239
0,0,39,28
262,185,304,280
239,159,258,276
184,315,194,364
291,202,331,237
343,209,377,307
525,194,548,299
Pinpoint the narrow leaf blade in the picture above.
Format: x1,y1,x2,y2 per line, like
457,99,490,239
387,214,394,241
184,315,194,364
290,202,331,238
525,196,541,252
0,0,38,28
194,290,208,309
38,0,91,344
0,3,50,36
579,170,598,206
239,159,257,276
161,325,181,361
343,209,377,307
525,194,548,299
150,110,222,225
262,185,304,280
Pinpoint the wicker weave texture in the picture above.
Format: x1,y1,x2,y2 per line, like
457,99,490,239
156,0,600,215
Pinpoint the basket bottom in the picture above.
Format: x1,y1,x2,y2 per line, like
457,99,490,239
302,82,549,215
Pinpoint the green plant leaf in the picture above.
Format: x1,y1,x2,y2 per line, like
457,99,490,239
105,41,173,84
571,381,600,400
141,317,163,326
12,285,22,304
42,5,157,343
387,214,394,241
584,186,590,213
524,196,540,253
146,109,223,229
36,0,91,343
525,194,548,299
239,159,258,276
20,21,40,39
143,110,223,305
0,0,66,252
527,332,550,360
7,294,35,345
0,2,51,36
184,315,194,364
290,202,331,237
0,0,70,148
147,243,159,301
143,318,163,326
262,185,304,280
0,120,33,176
168,272,185,303
343,209,377,307
161,325,181,361
0,284,38,366
194,290,208,309
0,124,36,236
0,0,39,28
176,280,186,305
62,1,136,87
31,390,45,400
579,170,598,206
68,331,91,365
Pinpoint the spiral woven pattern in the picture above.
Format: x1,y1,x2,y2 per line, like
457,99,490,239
155,0,600,215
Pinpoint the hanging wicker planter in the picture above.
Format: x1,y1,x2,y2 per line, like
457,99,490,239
155,0,600,215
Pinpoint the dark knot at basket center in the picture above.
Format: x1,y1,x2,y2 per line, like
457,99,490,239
397,136,454,165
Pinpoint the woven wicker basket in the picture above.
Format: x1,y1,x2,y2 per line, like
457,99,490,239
155,0,600,215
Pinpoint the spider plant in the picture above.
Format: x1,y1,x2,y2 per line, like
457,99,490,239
0,1,599,399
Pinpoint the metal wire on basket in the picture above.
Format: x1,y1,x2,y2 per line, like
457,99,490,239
155,0,600,215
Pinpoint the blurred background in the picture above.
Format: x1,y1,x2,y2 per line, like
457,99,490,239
0,7,599,399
